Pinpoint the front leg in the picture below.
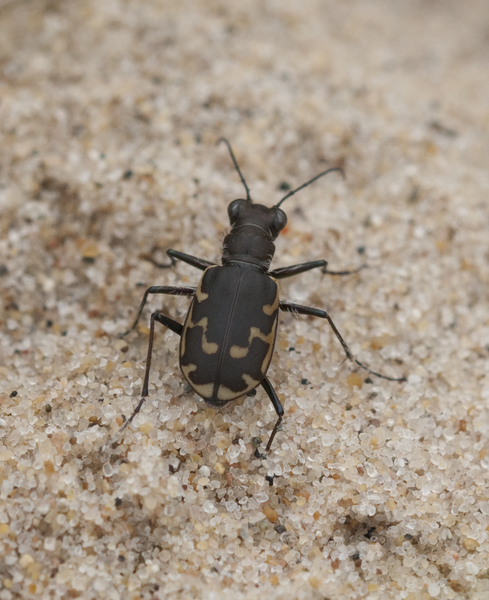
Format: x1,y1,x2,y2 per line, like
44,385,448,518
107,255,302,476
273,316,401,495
142,248,216,271
279,300,405,382
269,260,366,279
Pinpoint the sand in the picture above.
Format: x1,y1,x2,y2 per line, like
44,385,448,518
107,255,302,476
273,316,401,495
1,1,489,598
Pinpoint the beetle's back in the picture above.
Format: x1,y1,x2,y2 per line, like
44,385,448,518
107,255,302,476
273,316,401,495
180,264,279,405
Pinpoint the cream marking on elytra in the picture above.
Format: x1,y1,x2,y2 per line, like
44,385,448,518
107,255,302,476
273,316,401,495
195,287,209,302
230,345,249,359
195,268,214,302
217,374,261,401
217,384,239,401
242,373,260,388
227,324,277,371
182,316,218,355
181,362,197,376
181,363,214,398
262,290,279,316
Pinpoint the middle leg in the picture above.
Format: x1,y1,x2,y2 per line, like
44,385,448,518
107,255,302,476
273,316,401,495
123,285,195,335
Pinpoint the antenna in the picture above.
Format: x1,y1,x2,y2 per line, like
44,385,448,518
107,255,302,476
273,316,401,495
217,138,251,202
275,167,345,208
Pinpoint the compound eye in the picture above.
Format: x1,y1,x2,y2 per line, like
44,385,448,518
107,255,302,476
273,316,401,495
272,208,287,232
227,199,249,223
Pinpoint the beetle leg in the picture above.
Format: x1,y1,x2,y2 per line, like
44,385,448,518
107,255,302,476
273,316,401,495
167,249,216,271
123,286,195,335
269,260,366,279
141,248,215,270
119,311,184,437
322,264,367,276
269,260,327,279
261,376,284,451
141,312,183,396
279,300,406,382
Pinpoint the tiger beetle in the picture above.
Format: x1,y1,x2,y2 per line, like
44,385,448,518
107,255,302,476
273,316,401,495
121,139,405,452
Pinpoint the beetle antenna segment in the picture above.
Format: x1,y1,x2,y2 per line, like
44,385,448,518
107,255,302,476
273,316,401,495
275,167,345,208
217,138,252,202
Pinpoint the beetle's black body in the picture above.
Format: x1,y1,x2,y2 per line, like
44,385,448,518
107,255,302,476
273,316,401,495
181,263,279,405
123,139,405,451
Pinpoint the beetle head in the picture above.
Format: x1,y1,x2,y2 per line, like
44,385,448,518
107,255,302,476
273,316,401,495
227,199,287,241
